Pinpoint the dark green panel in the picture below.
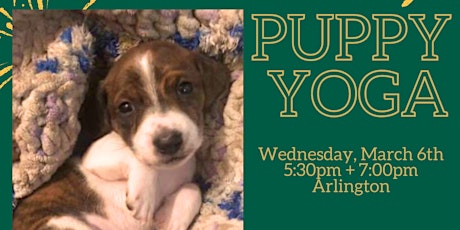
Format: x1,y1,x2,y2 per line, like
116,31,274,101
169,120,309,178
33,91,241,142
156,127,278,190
245,0,460,229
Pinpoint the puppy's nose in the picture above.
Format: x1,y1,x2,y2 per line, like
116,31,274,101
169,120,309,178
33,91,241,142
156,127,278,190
154,130,183,155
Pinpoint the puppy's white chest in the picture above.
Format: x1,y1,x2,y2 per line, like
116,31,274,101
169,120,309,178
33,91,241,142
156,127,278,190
158,159,196,199
80,158,195,230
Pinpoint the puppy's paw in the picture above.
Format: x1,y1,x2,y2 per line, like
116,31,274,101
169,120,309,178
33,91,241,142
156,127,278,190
154,183,201,230
155,207,187,230
126,190,156,221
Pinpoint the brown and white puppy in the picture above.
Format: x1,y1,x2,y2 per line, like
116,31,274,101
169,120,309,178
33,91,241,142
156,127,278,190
13,41,230,230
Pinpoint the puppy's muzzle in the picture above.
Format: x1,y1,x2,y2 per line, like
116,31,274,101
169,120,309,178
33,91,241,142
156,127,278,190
154,129,183,155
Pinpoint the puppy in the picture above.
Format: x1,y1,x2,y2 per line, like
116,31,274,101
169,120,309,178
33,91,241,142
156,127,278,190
13,41,230,230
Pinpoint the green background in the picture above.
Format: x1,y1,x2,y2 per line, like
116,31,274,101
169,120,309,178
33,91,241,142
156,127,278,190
2,0,459,229
245,0,460,229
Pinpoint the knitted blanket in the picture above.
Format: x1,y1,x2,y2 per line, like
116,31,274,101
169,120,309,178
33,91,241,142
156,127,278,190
12,10,243,229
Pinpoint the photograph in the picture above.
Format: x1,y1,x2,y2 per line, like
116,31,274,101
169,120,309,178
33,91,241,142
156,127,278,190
11,9,243,230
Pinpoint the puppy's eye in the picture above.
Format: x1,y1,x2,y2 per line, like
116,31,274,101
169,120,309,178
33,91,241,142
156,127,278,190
118,101,134,114
177,81,193,95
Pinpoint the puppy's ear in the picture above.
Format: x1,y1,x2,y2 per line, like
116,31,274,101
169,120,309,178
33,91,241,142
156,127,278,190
194,53,231,112
96,80,111,137
73,80,110,156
